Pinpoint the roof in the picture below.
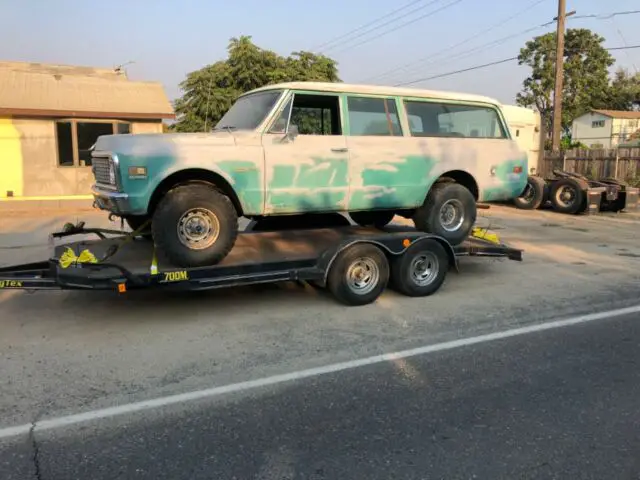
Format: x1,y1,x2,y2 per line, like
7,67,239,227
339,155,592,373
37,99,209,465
591,109,640,120
0,61,175,120
248,81,502,106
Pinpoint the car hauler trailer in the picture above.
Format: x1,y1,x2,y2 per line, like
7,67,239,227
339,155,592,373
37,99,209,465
0,214,522,307
502,105,639,215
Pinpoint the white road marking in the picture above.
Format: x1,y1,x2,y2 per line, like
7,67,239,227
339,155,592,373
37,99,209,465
1,304,639,440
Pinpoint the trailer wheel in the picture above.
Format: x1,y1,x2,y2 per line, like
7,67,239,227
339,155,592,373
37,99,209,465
413,182,476,246
152,184,238,267
549,178,586,214
327,244,389,306
349,211,395,229
513,176,546,210
391,239,448,297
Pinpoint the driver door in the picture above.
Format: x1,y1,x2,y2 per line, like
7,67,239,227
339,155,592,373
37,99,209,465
262,91,349,215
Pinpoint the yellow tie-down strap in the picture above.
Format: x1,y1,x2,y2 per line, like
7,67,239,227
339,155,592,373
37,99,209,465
59,247,99,269
471,227,501,245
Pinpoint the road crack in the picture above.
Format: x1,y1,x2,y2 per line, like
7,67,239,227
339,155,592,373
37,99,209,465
28,421,43,480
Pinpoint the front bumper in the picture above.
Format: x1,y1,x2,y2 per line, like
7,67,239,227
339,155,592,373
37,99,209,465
91,185,132,215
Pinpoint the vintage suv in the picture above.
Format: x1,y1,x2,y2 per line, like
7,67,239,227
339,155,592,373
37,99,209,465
91,82,528,267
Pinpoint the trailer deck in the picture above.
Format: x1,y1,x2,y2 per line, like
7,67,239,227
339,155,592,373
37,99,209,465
0,220,523,305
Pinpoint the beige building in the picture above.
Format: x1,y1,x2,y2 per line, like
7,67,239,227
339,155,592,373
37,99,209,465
571,109,640,149
0,61,174,198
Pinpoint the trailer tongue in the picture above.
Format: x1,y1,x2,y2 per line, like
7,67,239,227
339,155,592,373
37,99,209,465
0,218,522,306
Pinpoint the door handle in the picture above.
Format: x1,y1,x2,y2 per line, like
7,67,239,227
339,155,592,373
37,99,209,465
331,147,349,153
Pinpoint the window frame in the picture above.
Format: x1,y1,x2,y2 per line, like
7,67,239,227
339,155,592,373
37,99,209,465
263,89,345,136
343,94,404,137
54,118,131,168
400,97,511,140
591,120,605,128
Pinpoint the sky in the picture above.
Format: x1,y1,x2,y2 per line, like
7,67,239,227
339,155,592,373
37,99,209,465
1,0,639,106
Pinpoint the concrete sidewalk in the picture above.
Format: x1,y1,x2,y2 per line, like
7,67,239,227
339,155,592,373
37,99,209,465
0,196,95,215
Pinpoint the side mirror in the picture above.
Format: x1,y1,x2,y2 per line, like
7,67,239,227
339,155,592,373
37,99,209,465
281,124,299,143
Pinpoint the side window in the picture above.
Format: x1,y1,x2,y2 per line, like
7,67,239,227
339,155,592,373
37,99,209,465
404,100,507,139
347,97,402,136
270,93,341,135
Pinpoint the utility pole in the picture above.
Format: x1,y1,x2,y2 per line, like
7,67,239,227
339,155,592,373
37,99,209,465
551,0,566,152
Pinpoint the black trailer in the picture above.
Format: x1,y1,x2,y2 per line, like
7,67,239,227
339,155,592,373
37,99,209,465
0,217,522,306
514,170,640,215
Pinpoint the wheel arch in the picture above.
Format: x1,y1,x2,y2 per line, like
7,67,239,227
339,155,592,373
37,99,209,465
435,170,479,200
148,168,245,217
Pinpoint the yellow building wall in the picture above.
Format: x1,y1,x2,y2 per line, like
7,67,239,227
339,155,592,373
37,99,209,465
0,117,24,197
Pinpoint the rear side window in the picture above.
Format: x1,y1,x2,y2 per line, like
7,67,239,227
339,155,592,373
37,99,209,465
404,100,507,139
347,97,402,136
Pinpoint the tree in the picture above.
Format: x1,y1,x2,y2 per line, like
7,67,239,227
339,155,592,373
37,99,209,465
515,28,615,139
605,68,640,111
172,36,340,132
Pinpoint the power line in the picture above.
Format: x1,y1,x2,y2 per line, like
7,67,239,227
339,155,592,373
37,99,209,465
320,0,448,54
361,0,549,83
395,45,640,87
363,8,640,85
328,0,464,55
310,0,428,52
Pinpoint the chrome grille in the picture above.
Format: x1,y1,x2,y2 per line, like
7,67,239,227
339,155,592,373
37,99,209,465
92,156,113,186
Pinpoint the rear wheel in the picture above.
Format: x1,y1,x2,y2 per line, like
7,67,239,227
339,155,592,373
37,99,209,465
549,178,586,214
151,184,238,267
391,239,449,297
413,182,476,246
349,210,395,229
327,243,389,306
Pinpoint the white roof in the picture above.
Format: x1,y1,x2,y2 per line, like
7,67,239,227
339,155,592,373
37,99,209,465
249,81,502,106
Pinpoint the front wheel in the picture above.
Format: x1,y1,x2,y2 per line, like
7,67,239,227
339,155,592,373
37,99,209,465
327,244,389,306
412,182,476,246
151,184,238,267
513,175,547,210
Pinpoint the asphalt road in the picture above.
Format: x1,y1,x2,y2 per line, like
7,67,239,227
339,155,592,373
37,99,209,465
2,311,639,480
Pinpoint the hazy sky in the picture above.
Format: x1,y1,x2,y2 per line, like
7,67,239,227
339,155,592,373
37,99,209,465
1,0,638,106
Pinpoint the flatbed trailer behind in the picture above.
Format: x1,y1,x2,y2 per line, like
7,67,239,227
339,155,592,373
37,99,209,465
0,219,522,306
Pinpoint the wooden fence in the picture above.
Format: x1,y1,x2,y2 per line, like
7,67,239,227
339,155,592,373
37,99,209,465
539,148,640,185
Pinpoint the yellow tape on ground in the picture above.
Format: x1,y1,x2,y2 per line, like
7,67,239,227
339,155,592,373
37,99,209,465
59,247,98,269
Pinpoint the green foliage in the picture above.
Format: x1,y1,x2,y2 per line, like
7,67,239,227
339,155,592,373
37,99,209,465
605,68,640,111
516,28,615,136
173,36,340,132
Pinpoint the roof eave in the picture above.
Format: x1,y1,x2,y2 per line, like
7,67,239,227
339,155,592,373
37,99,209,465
0,107,176,120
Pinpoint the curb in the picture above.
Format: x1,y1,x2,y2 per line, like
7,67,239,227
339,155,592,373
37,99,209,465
0,198,95,215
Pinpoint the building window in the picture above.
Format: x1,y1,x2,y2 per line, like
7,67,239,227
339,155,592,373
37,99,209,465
347,97,402,136
592,120,605,128
55,119,131,167
404,100,506,138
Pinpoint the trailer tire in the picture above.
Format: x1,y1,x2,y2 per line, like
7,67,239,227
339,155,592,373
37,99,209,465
391,239,448,297
124,215,153,240
513,175,546,210
152,184,238,267
349,210,395,229
327,243,389,306
549,178,585,215
413,182,476,246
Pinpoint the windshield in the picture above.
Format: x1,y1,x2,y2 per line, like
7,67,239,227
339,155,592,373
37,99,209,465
214,90,283,131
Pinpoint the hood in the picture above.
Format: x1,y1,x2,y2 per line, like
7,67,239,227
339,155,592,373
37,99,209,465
93,131,242,157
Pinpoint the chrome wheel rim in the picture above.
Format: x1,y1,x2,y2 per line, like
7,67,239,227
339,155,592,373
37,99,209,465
555,186,576,208
177,208,220,250
409,252,439,286
439,199,465,232
345,257,379,295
